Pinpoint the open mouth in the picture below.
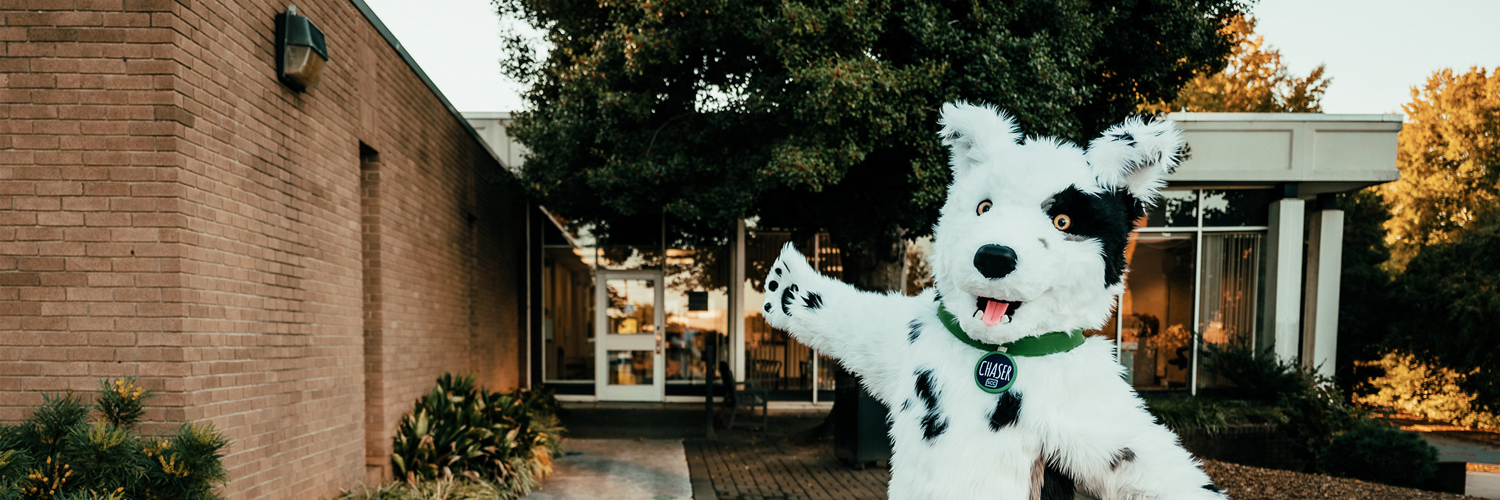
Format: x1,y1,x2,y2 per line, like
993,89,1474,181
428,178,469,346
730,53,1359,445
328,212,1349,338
975,296,1023,327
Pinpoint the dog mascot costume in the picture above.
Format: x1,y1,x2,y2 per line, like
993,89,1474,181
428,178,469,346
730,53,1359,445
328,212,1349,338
760,102,1227,500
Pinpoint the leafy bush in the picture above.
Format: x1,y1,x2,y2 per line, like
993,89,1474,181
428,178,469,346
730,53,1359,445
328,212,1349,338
1142,395,1287,435
387,374,562,499
1197,343,1365,469
0,378,229,500
1320,423,1439,488
1357,351,1500,431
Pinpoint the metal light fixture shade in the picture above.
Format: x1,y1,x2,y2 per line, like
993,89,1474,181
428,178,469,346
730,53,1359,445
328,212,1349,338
276,5,328,92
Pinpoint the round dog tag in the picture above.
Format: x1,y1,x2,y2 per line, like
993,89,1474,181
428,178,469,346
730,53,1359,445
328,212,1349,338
974,351,1017,394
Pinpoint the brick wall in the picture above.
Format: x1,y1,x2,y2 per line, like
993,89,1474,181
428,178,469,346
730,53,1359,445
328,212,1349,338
0,1,528,498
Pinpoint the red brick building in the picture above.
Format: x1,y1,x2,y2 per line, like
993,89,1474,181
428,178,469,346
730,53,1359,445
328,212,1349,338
0,1,528,498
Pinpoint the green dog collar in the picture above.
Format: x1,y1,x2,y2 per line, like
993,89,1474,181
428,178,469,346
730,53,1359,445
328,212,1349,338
936,303,1086,357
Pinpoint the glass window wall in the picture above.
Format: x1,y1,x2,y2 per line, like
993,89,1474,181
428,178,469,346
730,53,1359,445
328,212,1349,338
1118,188,1271,394
742,230,837,401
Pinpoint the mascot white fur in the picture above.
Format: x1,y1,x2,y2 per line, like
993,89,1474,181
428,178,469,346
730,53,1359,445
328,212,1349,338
760,102,1228,500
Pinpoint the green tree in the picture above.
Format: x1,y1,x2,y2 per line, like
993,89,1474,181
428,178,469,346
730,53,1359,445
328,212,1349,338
1383,67,1500,269
1141,14,1329,113
1335,189,1394,393
1385,209,1500,412
497,0,1245,288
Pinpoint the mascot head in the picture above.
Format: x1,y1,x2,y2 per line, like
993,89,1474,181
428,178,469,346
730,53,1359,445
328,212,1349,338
930,102,1184,344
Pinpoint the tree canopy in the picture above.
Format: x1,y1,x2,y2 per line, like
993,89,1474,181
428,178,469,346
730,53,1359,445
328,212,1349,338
1386,209,1500,411
498,0,1245,258
1140,14,1329,114
1383,67,1500,268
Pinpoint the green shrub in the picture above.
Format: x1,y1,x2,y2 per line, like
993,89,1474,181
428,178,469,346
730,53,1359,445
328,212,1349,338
388,374,562,499
1199,343,1365,469
0,378,229,500
1320,423,1439,488
1142,395,1288,435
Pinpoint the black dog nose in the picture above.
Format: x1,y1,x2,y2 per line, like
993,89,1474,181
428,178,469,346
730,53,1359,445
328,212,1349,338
974,245,1018,279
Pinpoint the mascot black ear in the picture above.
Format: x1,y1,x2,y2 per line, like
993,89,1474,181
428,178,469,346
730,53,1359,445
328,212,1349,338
1085,117,1185,206
937,101,1022,178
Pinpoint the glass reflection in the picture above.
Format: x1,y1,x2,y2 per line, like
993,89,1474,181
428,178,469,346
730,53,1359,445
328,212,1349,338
607,350,653,385
1146,190,1198,227
1201,189,1273,227
665,247,730,383
606,279,655,334
743,230,839,396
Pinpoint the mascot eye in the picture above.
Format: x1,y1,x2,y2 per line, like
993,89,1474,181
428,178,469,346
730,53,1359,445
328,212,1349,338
1052,214,1072,231
976,200,993,215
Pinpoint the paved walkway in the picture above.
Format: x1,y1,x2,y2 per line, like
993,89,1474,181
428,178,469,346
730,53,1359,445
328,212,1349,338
685,429,890,500
524,438,693,500
1419,433,1500,498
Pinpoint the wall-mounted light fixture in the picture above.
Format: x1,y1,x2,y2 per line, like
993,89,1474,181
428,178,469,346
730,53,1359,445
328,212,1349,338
276,5,329,92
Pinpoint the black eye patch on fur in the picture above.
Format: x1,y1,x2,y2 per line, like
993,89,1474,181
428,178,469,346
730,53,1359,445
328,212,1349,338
1044,186,1140,287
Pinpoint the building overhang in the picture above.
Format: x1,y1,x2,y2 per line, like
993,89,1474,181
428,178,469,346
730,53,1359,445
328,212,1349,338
1165,112,1403,198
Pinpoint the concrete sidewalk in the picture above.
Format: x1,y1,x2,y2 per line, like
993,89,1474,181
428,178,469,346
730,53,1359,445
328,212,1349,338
525,438,693,500
1420,433,1500,498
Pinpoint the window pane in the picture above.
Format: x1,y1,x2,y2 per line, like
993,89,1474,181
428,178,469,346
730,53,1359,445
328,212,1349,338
1145,190,1198,227
743,230,839,397
1119,233,1196,390
1196,233,1265,391
606,279,655,334
606,350,654,385
1200,189,1273,227
543,247,594,381
665,246,731,384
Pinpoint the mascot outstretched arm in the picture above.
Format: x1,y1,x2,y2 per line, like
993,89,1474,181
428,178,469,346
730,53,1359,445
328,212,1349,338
761,102,1229,500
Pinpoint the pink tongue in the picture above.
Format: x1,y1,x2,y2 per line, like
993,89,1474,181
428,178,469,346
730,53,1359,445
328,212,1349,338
981,300,1009,327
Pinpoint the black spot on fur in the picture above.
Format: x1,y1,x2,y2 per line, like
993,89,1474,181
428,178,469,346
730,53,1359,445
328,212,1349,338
933,289,942,301
767,280,778,292
774,267,783,276
901,399,912,412
907,320,923,343
802,292,823,310
914,369,948,440
780,284,797,315
1044,186,1141,287
988,390,1022,431
1203,484,1222,493
1040,462,1076,500
763,302,772,313
1110,448,1136,470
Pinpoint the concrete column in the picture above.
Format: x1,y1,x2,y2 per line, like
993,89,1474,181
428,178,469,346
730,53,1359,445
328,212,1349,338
1261,198,1305,362
733,219,747,382
1301,203,1344,377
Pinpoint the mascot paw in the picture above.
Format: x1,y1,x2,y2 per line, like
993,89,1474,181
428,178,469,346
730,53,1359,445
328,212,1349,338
760,244,823,330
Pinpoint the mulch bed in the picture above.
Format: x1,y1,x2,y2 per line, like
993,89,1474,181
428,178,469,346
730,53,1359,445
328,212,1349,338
1203,459,1478,500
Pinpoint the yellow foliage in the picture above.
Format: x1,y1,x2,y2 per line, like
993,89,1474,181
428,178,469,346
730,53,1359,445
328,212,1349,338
1141,15,1329,114
1357,352,1500,431
1382,67,1500,269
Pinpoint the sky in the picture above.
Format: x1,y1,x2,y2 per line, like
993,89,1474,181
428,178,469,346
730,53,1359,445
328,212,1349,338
361,0,1500,116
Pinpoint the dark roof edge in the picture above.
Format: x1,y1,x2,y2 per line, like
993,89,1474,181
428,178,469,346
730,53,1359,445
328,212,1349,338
345,0,513,172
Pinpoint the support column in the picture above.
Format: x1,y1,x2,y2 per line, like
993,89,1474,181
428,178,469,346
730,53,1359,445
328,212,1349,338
1261,195,1305,363
732,219,747,382
1301,197,1343,377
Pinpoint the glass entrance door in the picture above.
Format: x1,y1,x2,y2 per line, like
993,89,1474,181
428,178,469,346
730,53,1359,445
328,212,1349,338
595,271,665,401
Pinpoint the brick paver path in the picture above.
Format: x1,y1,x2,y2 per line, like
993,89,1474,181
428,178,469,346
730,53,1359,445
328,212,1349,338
685,416,890,500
